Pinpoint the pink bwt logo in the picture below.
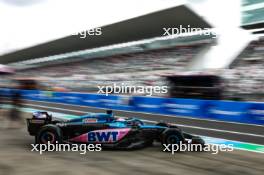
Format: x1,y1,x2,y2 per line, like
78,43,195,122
71,128,131,143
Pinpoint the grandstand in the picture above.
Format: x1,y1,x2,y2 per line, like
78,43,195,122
242,0,264,27
14,40,212,94
0,4,215,96
1,2,264,100
18,43,208,76
222,36,264,101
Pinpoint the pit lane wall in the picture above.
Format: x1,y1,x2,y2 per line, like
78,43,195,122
1,89,264,125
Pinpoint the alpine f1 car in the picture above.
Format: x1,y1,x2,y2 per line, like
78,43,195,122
26,110,205,150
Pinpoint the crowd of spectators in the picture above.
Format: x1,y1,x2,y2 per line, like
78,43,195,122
12,37,264,101
19,45,204,77
16,44,206,94
222,37,264,101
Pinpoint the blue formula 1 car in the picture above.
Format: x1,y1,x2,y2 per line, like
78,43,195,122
26,110,204,150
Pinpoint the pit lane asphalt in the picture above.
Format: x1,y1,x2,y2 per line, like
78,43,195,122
0,112,263,175
13,99,264,145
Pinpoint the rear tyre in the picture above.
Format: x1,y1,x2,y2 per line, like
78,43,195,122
36,124,62,144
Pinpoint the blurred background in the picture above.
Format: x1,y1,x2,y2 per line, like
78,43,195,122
0,0,264,101
0,1,264,175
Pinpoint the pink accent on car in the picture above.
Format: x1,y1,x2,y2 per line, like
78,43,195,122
70,133,88,142
70,128,131,143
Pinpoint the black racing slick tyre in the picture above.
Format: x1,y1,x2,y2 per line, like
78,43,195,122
36,124,63,144
161,128,184,145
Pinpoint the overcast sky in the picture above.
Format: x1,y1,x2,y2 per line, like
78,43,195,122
0,0,241,56
0,0,187,55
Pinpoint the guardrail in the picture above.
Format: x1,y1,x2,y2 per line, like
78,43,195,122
1,89,264,125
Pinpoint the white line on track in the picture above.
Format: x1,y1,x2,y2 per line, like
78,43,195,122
21,102,264,138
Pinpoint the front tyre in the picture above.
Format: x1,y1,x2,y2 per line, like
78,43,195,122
161,129,184,147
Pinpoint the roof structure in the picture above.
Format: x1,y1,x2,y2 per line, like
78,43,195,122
0,5,211,64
